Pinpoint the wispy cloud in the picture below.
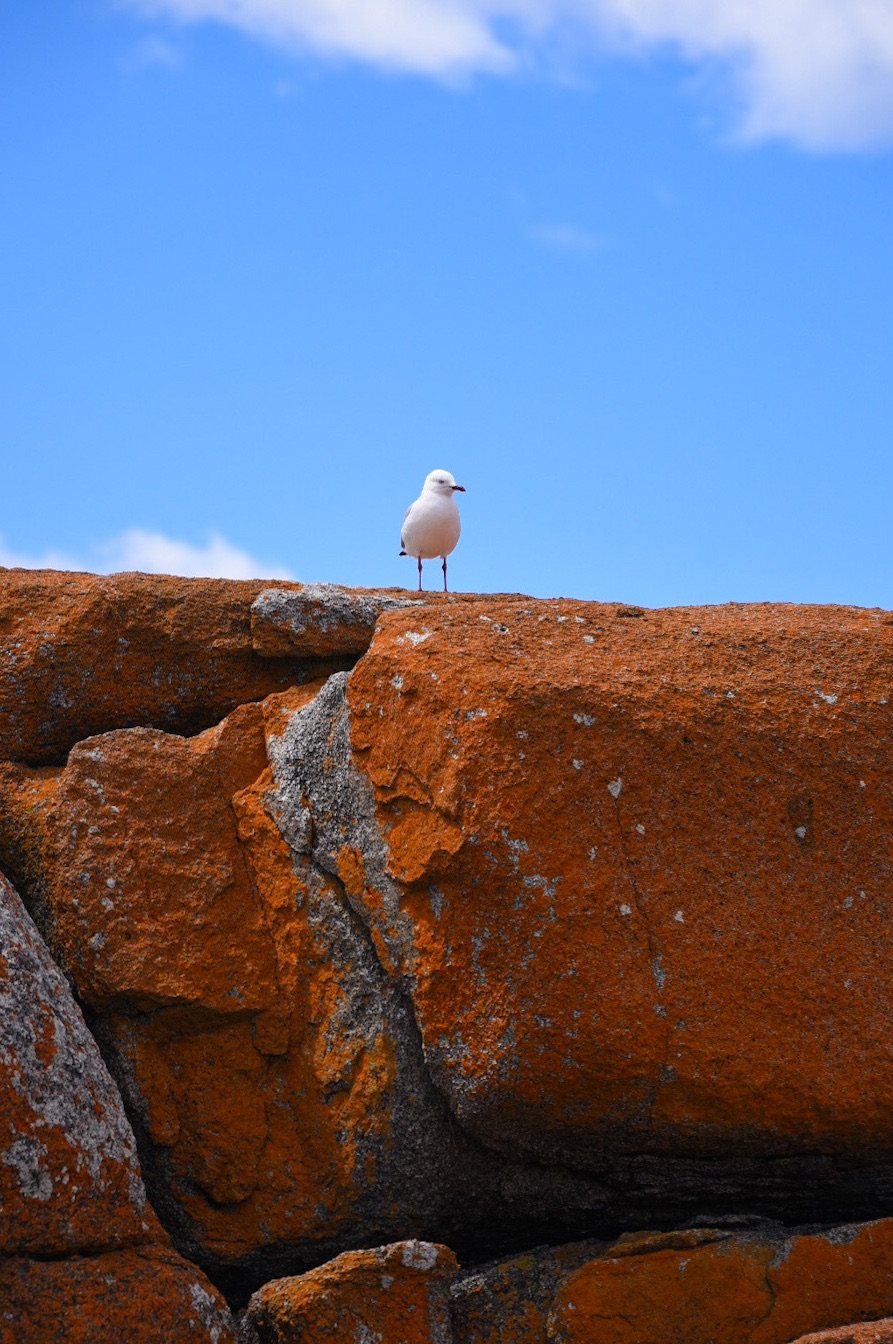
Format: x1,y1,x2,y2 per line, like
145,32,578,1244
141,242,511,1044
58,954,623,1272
0,540,82,573
122,0,510,75
531,222,604,254
120,0,893,149
123,34,185,69
0,529,295,580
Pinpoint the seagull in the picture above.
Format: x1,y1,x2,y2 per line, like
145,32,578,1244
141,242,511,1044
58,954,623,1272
400,469,466,593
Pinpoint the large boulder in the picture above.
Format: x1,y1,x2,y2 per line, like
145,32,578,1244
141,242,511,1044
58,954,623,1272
0,1246,235,1344
246,1240,457,1343
0,870,235,1342
0,871,155,1257
5,578,893,1295
0,681,606,1290
451,1220,893,1344
307,598,893,1203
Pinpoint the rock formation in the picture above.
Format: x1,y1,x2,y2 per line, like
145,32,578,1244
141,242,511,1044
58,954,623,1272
0,869,234,1341
3,567,893,1340
246,1240,457,1343
451,1221,893,1344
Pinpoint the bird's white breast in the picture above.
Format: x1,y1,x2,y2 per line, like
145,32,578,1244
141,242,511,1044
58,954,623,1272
401,494,461,560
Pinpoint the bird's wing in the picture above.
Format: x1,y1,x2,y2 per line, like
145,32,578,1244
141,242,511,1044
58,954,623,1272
400,502,414,550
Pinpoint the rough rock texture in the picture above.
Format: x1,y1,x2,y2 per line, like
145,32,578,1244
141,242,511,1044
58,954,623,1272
0,678,607,1293
0,870,156,1255
0,870,235,1342
0,1245,235,1344
247,1240,458,1343
6,576,893,1320
251,583,424,657
0,569,355,764
452,1220,893,1344
450,1238,609,1344
315,599,893,1212
788,1321,893,1343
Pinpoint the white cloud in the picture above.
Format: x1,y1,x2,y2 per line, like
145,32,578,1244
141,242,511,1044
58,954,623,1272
0,539,83,572
0,530,295,580
122,0,512,74
118,34,185,72
120,0,893,148
132,34,184,65
531,222,604,253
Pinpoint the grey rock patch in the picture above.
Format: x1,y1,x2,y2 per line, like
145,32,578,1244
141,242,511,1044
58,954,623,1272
262,674,618,1268
252,585,423,659
451,1237,608,1343
0,871,150,1254
189,1280,233,1344
267,671,417,977
234,1311,262,1344
1,1137,53,1202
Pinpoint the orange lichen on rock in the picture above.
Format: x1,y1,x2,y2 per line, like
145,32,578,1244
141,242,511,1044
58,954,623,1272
450,1239,609,1344
0,681,437,1267
0,1244,236,1344
0,872,160,1257
342,599,893,1166
0,870,235,1343
0,569,331,766
752,1219,893,1344
8,576,893,1303
247,1240,458,1343
545,1219,893,1344
548,1231,774,1344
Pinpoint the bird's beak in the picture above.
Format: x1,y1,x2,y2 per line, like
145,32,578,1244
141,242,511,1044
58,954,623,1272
453,485,466,492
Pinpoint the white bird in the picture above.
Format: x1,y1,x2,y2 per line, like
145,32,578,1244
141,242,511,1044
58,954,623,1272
400,468,466,593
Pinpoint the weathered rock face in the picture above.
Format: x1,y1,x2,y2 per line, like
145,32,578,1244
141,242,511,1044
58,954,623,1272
0,685,384,1269
5,574,893,1326
0,1245,235,1344
247,1240,458,1343
322,600,893,1197
0,677,609,1289
0,569,370,765
0,871,155,1255
0,870,235,1342
450,1237,609,1344
250,584,424,658
451,1220,893,1344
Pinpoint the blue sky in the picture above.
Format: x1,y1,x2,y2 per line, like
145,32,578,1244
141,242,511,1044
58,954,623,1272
2,1,892,605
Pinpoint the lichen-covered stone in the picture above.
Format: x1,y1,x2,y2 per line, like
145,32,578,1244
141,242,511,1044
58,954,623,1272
450,1238,608,1344
7,578,893,1298
452,1221,893,1344
247,1241,458,1344
546,1219,893,1344
251,584,423,657
0,686,388,1264
0,1244,236,1344
334,599,893,1189
0,682,607,1278
0,569,348,765
0,871,155,1255
0,871,236,1342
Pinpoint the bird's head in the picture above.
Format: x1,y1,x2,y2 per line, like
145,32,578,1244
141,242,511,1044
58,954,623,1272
424,469,466,496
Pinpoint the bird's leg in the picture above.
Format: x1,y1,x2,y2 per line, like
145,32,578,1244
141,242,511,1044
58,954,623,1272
442,557,448,593
417,557,423,592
